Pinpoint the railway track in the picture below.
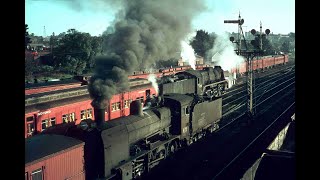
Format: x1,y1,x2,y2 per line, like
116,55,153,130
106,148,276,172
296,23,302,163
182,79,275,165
213,97,295,180
223,64,295,99
222,73,294,116
141,64,295,180
222,65,295,118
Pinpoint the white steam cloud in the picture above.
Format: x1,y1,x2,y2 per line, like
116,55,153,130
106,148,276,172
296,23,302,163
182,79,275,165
148,74,159,95
180,40,196,70
209,32,244,71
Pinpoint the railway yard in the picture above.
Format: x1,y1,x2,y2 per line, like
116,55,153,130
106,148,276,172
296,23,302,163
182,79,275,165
25,1,295,179
25,59,295,180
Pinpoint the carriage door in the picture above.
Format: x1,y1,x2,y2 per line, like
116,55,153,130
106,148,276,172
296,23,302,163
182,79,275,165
26,116,35,137
146,89,150,98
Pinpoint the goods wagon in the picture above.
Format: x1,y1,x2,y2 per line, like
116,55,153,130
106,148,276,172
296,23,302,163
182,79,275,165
25,134,85,180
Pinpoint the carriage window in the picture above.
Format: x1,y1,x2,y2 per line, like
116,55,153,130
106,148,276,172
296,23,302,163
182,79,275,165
69,112,75,122
124,100,129,108
87,109,93,118
50,117,56,126
26,116,34,122
116,102,121,110
41,119,49,131
31,168,43,180
81,110,86,120
27,123,34,135
185,107,189,115
111,103,116,112
136,96,144,103
62,114,68,123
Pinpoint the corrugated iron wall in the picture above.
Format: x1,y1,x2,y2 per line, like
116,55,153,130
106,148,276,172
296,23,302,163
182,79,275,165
25,144,85,180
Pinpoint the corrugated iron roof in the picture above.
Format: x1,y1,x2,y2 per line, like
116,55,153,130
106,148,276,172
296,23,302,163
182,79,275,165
25,84,154,113
25,79,79,89
25,134,84,165
25,94,91,113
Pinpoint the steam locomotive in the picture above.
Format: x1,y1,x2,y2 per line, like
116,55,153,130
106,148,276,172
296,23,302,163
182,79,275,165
160,66,228,98
41,93,222,180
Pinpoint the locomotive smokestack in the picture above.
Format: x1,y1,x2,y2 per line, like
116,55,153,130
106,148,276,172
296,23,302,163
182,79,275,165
93,107,105,129
91,99,107,129
130,100,144,117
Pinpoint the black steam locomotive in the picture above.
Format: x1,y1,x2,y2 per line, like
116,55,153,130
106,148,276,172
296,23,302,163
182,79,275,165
42,93,222,180
159,66,228,98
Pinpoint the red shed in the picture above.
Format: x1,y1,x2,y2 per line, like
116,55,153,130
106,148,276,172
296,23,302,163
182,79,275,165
25,134,85,180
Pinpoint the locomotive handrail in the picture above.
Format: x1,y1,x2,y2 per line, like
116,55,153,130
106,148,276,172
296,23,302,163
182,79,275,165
202,79,228,91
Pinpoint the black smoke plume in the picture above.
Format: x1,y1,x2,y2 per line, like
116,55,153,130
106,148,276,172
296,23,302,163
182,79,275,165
86,0,205,109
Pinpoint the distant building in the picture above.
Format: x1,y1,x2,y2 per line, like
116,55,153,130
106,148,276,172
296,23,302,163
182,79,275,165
178,54,204,66
195,54,204,65
29,44,47,51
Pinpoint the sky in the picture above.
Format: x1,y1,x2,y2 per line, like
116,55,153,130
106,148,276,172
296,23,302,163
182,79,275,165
26,0,295,37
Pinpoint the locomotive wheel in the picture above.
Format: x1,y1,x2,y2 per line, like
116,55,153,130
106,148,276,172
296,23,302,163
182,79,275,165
209,126,214,133
156,146,166,159
194,134,200,142
168,141,177,155
216,123,220,130
159,149,166,159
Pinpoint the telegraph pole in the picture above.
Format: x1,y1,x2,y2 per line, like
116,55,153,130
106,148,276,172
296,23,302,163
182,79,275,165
43,26,47,38
260,22,263,50
50,32,55,63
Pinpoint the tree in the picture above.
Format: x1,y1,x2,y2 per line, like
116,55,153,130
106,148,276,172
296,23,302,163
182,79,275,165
60,56,86,75
250,34,275,55
190,30,215,58
288,32,295,39
25,51,36,77
88,36,103,68
53,29,97,74
280,41,290,53
25,24,32,49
